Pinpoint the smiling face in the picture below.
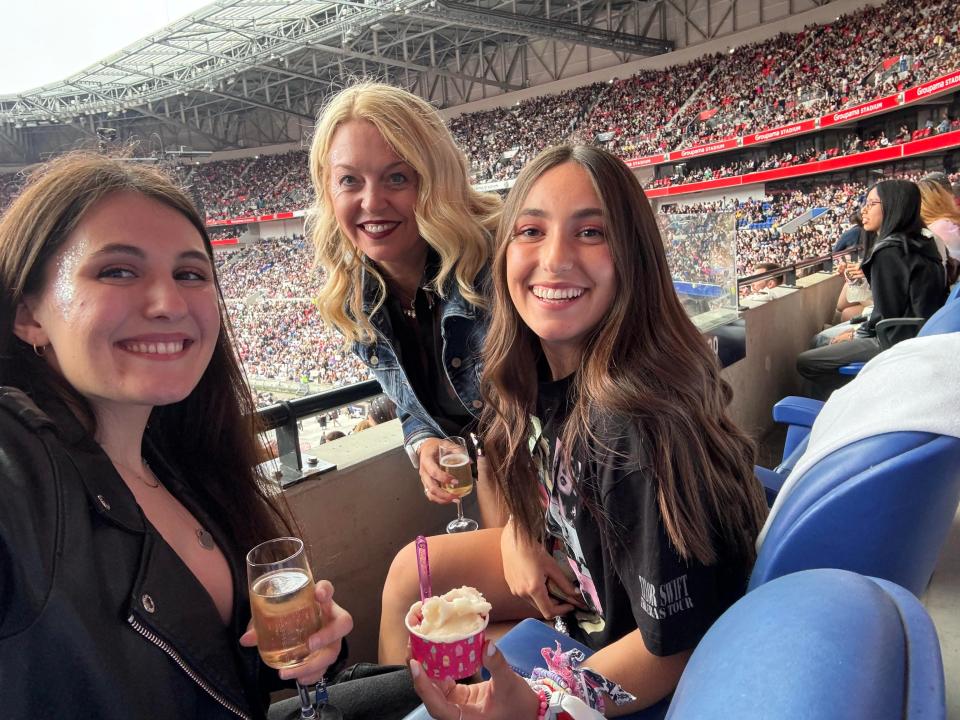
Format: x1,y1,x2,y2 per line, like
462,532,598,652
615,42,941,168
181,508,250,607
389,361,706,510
15,190,221,416
861,187,884,232
327,119,425,275
506,162,617,378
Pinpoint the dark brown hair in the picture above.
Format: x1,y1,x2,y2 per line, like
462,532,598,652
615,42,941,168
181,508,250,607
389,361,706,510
480,145,767,566
0,151,290,552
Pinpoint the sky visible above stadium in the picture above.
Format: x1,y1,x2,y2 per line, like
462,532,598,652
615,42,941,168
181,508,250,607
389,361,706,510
1,0,210,94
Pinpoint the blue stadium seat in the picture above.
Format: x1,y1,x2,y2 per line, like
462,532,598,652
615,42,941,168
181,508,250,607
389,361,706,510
753,396,820,498
750,431,960,596
665,569,945,720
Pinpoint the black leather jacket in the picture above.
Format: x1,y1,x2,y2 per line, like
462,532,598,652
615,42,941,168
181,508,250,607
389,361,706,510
0,387,269,719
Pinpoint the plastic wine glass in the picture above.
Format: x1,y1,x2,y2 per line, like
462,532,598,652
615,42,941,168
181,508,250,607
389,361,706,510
246,537,342,719
440,436,478,533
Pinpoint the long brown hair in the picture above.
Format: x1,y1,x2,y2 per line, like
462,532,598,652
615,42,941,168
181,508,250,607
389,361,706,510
481,145,767,566
0,151,290,553
307,81,501,344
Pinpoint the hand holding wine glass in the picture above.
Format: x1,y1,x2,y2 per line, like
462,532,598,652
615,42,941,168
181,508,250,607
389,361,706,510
244,537,350,719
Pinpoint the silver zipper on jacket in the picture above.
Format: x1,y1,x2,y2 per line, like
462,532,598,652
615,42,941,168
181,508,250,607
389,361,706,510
127,614,251,720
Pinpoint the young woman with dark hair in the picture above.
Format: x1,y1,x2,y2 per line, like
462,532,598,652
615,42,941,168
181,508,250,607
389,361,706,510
797,179,948,399
383,145,768,718
0,152,415,720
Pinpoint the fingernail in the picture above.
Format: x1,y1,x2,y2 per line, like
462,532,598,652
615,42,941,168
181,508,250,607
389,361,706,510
308,637,322,652
486,641,497,657
410,660,421,677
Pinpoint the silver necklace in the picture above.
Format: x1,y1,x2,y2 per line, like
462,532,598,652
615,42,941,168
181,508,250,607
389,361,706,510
118,458,216,551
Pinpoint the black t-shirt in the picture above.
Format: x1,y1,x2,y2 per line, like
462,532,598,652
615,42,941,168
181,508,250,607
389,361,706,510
384,254,475,438
533,374,751,656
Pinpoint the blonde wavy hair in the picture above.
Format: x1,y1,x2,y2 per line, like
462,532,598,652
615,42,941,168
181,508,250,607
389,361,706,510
918,177,960,227
307,81,501,344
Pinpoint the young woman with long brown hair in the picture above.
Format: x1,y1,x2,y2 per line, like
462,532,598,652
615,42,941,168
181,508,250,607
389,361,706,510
0,152,416,720
384,145,768,718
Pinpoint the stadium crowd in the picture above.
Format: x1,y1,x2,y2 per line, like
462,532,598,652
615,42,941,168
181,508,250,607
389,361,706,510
215,236,320,299
2,0,960,220
229,299,371,386
447,82,607,182
175,150,311,220
646,120,960,190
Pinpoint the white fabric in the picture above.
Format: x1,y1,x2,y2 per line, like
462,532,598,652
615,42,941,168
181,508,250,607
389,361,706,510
757,333,960,549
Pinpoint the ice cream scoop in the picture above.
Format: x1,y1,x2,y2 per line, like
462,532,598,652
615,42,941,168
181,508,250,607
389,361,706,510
406,586,491,680
413,586,491,641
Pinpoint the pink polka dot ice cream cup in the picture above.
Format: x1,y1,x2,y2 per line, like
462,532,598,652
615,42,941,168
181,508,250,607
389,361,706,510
405,600,490,681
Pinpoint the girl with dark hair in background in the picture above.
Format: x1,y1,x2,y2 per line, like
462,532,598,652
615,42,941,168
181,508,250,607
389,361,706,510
0,152,416,720
797,179,948,399
384,145,768,718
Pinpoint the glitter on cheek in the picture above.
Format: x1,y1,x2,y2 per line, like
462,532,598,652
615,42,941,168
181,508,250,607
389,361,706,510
52,238,87,318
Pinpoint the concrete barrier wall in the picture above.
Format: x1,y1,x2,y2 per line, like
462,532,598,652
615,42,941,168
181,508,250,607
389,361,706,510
284,420,455,664
725,273,843,437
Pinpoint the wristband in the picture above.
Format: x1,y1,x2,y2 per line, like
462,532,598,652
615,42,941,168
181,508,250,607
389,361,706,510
404,437,431,469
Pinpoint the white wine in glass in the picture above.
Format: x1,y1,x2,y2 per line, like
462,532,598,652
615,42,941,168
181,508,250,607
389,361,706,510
441,452,473,499
250,566,320,668
440,437,478,533
247,537,341,719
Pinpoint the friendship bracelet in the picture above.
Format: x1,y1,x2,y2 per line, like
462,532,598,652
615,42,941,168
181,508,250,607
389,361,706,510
526,680,601,720
529,642,636,713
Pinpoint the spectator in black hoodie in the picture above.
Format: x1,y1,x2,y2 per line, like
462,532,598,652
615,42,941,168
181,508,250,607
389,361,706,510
796,179,947,399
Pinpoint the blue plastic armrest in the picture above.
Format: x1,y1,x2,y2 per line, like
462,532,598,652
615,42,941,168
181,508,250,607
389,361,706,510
838,363,864,375
754,465,784,507
772,396,825,428
773,397,823,458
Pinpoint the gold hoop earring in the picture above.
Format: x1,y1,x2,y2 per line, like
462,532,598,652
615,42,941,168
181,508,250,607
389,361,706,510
32,344,47,357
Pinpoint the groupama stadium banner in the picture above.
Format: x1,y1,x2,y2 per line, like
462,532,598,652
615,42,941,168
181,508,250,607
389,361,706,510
644,128,960,199
622,68,960,169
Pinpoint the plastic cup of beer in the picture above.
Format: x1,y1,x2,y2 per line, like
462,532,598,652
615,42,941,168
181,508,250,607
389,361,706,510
246,537,322,670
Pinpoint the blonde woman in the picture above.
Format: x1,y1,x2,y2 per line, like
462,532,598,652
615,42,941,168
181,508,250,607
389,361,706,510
918,176,960,260
308,82,505,526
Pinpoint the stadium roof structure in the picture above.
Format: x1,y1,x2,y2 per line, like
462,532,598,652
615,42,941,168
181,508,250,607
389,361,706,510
0,0,837,164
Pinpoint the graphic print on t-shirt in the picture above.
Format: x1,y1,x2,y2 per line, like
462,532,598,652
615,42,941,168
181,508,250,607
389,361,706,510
529,415,605,634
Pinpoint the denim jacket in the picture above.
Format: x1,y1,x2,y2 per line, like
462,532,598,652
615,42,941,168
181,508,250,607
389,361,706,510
351,267,489,454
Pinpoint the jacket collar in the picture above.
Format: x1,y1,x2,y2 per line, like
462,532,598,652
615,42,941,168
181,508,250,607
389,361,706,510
23,388,147,533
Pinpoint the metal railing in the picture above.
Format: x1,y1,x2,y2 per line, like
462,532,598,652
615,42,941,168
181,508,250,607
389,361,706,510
257,379,383,487
738,247,863,295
